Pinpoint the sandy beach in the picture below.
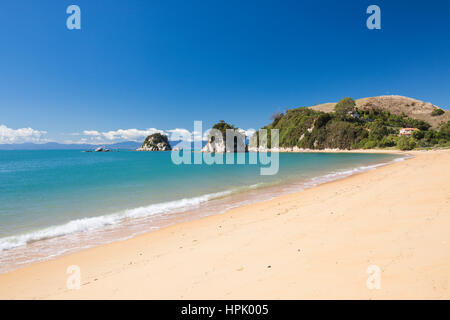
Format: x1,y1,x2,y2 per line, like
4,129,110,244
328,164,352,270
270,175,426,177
0,149,449,299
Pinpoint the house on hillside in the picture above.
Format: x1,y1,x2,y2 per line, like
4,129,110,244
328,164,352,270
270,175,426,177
399,128,419,136
347,110,361,119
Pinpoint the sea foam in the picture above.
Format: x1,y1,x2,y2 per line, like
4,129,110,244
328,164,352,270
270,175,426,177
0,190,232,252
0,155,408,254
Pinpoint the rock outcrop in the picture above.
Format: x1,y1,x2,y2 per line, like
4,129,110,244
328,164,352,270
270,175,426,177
201,120,247,153
202,136,226,153
137,133,172,151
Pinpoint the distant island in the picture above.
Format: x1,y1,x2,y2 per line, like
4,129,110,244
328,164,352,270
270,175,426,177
137,133,172,151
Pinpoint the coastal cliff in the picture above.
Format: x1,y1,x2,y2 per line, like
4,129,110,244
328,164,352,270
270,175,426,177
137,133,172,151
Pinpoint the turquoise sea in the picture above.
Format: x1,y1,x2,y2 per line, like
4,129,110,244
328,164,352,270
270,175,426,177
0,150,402,272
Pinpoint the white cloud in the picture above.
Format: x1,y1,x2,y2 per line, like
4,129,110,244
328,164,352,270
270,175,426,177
240,128,256,138
83,130,100,136
102,128,164,141
167,128,190,135
77,128,165,143
63,138,90,145
167,128,195,142
73,126,258,145
0,124,48,144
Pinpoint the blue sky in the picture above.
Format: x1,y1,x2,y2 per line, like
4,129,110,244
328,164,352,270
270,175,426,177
0,0,449,144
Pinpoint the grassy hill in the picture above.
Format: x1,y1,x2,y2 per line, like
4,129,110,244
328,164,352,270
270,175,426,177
258,96,450,151
309,95,449,129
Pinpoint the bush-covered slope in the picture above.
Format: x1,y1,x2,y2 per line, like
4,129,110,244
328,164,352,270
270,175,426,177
258,97,450,150
309,95,450,129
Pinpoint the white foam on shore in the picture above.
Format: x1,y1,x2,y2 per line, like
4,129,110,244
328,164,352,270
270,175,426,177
0,190,232,252
0,154,407,257
302,155,407,188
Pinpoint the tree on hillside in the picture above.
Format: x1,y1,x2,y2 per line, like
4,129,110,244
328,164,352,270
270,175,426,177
334,97,356,118
270,111,283,121
270,110,284,126
440,121,450,136
212,120,236,137
431,108,445,116
397,136,416,150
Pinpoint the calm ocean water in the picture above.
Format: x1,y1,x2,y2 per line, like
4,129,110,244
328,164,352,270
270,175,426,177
0,150,402,272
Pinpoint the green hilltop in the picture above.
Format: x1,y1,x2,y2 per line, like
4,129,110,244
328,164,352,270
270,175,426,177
258,97,450,151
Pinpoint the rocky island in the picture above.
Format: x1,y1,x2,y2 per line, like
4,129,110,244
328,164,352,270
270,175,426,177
137,133,172,151
201,120,247,153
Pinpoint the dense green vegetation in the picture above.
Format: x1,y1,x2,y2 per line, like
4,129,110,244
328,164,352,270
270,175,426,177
334,97,356,119
141,133,171,150
431,108,445,116
143,133,169,145
211,120,237,140
258,98,450,150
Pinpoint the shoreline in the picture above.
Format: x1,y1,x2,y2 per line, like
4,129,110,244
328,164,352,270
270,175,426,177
0,149,449,299
0,150,404,274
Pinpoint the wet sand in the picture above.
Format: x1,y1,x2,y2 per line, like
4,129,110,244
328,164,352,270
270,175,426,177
0,149,449,299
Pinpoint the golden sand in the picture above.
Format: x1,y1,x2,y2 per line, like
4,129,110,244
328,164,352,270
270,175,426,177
0,149,449,299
